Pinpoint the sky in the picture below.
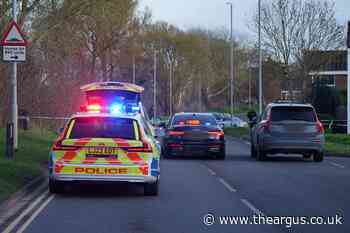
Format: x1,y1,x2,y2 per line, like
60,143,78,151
139,0,350,36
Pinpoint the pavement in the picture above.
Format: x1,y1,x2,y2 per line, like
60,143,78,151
2,137,350,233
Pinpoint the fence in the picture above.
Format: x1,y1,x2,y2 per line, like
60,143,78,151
23,116,70,133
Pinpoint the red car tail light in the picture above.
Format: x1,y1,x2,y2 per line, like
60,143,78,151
168,131,185,136
126,141,153,153
168,143,183,148
316,121,325,134
260,120,271,132
52,139,80,151
208,131,224,140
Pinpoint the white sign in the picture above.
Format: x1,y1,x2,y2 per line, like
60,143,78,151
3,46,26,62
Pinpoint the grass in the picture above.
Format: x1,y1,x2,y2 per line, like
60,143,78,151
0,128,56,202
325,134,350,155
224,127,350,156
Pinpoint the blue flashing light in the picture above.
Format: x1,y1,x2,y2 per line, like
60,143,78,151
110,104,123,114
131,106,140,112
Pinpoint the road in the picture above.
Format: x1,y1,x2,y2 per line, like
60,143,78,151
7,137,350,233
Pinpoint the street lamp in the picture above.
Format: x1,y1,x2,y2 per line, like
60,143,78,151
258,0,263,114
227,2,234,122
153,49,157,121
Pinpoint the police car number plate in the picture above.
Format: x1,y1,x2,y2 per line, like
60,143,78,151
86,147,118,158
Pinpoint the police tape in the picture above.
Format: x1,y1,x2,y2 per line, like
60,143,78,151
203,213,343,228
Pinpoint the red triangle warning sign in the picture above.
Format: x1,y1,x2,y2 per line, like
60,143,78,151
0,20,27,46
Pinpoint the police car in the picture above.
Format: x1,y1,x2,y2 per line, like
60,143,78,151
49,83,160,196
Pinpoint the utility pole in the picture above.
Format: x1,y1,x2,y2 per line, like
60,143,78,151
12,0,18,150
258,0,263,114
169,62,173,117
249,64,252,109
347,21,350,135
132,55,136,84
153,50,157,121
227,2,234,121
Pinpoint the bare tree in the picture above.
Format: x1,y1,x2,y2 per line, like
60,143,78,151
253,0,344,97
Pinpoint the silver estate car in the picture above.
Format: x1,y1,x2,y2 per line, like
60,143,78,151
248,103,325,162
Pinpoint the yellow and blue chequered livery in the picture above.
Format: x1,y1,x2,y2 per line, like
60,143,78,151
49,112,160,195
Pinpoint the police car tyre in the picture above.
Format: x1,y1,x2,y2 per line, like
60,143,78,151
49,179,64,194
313,152,324,162
216,148,226,160
144,181,159,196
257,149,267,161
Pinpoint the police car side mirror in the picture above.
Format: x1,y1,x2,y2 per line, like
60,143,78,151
247,111,257,121
58,127,64,135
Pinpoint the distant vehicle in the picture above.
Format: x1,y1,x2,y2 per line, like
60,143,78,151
212,112,248,128
162,113,225,159
49,112,161,196
248,103,325,162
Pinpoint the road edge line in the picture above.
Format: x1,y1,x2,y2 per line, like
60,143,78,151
2,191,49,233
16,195,55,233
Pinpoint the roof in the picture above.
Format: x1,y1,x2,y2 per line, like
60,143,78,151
80,82,144,93
70,112,141,120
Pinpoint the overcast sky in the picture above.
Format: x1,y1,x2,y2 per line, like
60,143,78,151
139,0,350,36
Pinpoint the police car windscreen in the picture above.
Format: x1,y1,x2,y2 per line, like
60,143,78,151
271,107,316,122
69,117,136,140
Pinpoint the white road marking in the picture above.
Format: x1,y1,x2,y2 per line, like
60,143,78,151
241,199,265,216
244,141,251,146
0,182,47,226
2,190,49,233
16,195,55,233
329,162,345,169
218,178,237,192
207,168,216,176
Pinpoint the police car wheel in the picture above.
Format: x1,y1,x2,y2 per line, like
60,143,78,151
144,181,159,196
49,179,64,194
216,149,226,160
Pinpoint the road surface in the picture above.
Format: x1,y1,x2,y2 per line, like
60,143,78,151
5,137,350,233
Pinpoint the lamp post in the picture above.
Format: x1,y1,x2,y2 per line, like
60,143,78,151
258,0,263,114
347,21,350,134
153,50,157,121
227,2,234,121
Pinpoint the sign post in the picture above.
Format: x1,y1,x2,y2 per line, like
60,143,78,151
1,1,27,153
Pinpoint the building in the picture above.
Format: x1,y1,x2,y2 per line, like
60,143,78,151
307,50,347,91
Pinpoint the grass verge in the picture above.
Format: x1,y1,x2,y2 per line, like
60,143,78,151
325,134,350,156
224,127,350,156
0,128,56,202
